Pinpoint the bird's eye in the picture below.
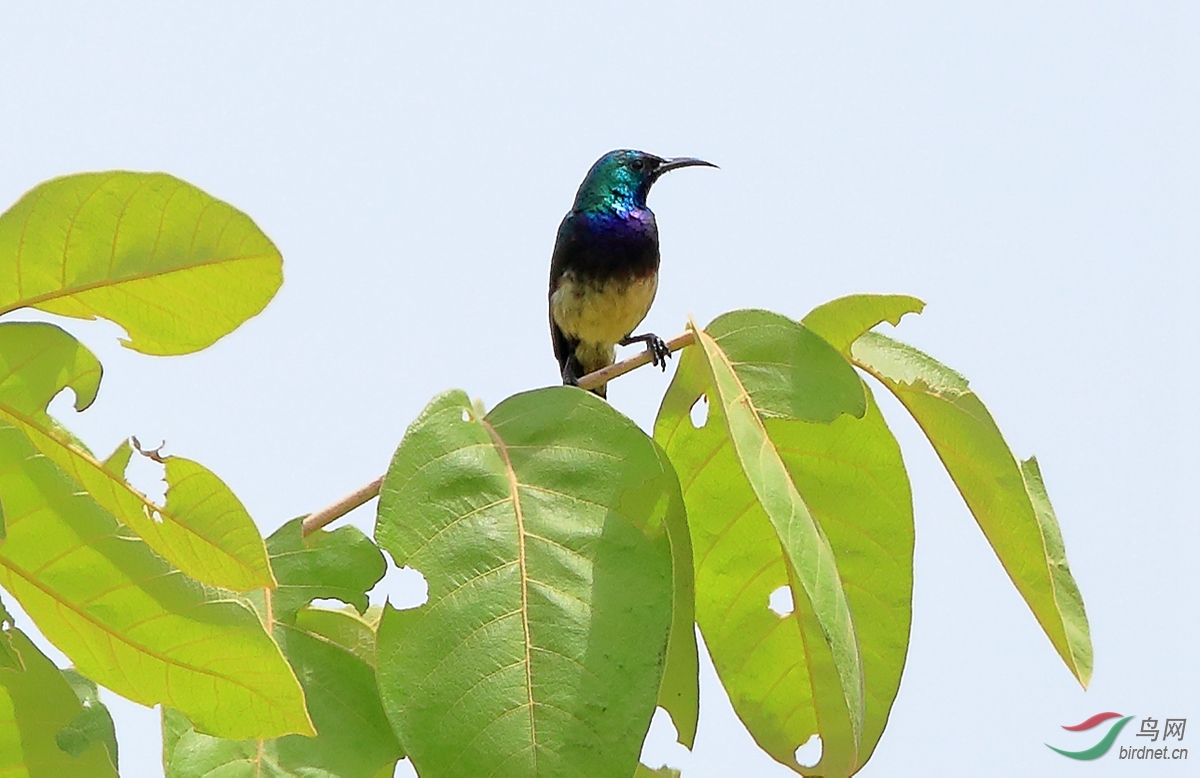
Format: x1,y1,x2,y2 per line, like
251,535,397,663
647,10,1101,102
630,158,645,171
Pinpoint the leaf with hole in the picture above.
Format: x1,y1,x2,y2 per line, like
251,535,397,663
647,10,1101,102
0,417,312,740
0,172,282,355
375,387,680,778
0,321,275,591
655,309,913,776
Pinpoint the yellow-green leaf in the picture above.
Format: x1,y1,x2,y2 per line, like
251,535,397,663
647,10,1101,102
690,318,865,747
0,420,313,740
0,172,282,355
850,331,1091,686
0,322,274,591
800,294,925,355
655,309,914,776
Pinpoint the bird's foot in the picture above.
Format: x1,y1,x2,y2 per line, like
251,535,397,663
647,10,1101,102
622,332,672,371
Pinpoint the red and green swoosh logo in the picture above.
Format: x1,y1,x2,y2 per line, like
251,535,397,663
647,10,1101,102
1047,712,1134,760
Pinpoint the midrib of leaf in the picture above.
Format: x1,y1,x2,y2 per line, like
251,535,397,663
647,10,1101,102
480,417,538,771
253,587,273,778
0,252,278,317
0,402,264,587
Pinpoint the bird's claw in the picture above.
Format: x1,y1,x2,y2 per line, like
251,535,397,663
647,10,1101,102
648,335,671,371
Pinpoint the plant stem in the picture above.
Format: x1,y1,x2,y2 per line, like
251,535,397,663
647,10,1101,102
299,330,694,536
300,476,384,536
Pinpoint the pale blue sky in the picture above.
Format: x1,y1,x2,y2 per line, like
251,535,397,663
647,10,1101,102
1,3,1196,775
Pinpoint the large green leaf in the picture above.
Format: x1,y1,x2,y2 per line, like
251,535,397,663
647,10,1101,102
0,172,283,355
655,311,912,776
0,322,274,591
0,419,312,740
848,329,1092,686
0,629,118,777
375,388,679,778
163,518,400,778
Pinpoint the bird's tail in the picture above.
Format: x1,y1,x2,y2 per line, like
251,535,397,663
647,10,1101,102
567,342,615,399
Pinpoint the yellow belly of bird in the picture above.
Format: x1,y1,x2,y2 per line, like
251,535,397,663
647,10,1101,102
551,271,658,371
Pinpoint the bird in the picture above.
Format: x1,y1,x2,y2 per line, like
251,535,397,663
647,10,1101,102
549,149,715,398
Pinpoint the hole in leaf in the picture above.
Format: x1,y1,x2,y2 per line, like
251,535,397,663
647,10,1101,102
369,551,429,609
795,734,822,768
689,395,709,428
392,758,419,777
126,452,167,505
47,387,81,419
461,409,471,422
639,706,688,771
768,586,794,617
310,598,353,610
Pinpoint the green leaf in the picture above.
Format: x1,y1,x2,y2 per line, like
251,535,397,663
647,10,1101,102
375,388,678,778
1020,457,1092,683
706,309,866,422
0,419,313,740
655,463,699,750
687,315,865,751
0,598,19,672
163,621,403,778
0,629,118,777
800,294,925,355
55,670,118,769
635,764,681,778
264,517,386,625
655,311,913,776
850,331,1092,686
163,520,402,777
0,172,283,355
0,322,274,591
293,605,378,668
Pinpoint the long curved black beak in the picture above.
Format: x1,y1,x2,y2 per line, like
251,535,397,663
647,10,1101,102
652,156,718,182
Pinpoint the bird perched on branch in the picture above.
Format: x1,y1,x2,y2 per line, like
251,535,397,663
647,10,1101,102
549,149,715,397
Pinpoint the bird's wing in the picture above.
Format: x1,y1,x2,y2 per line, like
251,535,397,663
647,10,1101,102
548,213,577,377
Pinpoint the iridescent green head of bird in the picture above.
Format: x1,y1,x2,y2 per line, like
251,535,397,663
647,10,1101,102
572,149,717,214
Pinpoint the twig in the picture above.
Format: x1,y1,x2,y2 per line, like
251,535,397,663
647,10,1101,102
576,331,695,392
299,330,695,536
300,476,384,536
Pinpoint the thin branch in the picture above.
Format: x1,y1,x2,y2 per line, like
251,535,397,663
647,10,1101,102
576,331,695,392
299,329,694,536
300,476,384,536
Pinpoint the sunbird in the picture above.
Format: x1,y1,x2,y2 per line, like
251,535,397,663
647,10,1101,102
549,149,715,397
